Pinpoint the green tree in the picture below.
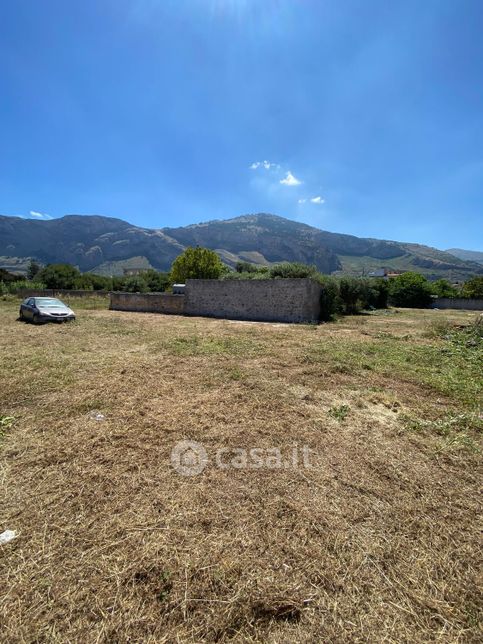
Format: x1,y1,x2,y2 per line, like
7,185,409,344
87,273,113,291
0,268,24,284
462,276,483,299
170,247,224,283
431,279,458,298
37,263,81,289
140,269,170,292
388,272,433,308
338,276,370,314
235,261,263,274
27,260,41,280
367,278,389,309
123,275,149,293
317,275,342,321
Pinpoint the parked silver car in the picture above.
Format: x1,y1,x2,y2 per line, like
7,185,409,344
19,297,76,324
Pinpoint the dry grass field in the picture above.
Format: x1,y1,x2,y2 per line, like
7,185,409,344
0,296,481,643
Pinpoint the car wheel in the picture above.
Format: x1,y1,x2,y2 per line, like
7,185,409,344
33,314,42,325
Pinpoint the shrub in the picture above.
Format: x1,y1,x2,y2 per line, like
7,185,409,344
388,272,433,308
78,273,113,291
122,276,149,293
0,268,25,284
7,280,46,294
338,276,370,314
139,269,170,292
235,261,266,274
222,271,269,281
317,275,342,320
462,276,483,299
269,262,319,279
367,278,389,309
27,260,41,280
432,279,459,298
37,263,81,289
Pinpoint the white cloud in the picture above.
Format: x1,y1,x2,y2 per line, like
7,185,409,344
29,210,52,219
250,160,280,170
280,171,302,186
298,196,326,205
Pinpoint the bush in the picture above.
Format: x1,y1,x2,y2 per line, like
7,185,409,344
462,276,483,299
317,275,342,321
338,277,370,314
432,279,459,298
27,260,41,280
367,278,389,309
79,273,113,291
235,261,267,274
388,272,433,308
140,269,170,292
0,268,25,284
269,262,319,279
222,271,269,281
37,263,81,289
6,280,46,294
122,276,149,293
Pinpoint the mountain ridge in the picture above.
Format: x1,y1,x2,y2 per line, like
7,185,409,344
0,212,481,280
446,248,483,265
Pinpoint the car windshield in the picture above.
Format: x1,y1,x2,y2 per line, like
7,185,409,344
36,299,66,308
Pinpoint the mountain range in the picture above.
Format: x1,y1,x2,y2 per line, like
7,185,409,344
0,212,481,281
445,248,483,265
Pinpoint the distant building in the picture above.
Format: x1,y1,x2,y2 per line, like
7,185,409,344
368,268,387,278
123,268,145,277
367,268,404,279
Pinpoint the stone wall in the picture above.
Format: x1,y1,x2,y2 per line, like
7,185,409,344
432,298,483,311
109,291,185,315
185,278,322,323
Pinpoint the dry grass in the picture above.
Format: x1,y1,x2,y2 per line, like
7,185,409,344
0,299,481,642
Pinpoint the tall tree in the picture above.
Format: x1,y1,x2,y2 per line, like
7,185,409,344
37,263,81,289
170,247,224,283
462,276,483,298
389,272,433,308
27,260,41,280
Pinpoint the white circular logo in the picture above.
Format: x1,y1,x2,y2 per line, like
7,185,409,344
171,441,208,476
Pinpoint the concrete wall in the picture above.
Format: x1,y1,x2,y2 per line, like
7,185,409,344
109,291,185,315
185,278,322,323
432,298,483,311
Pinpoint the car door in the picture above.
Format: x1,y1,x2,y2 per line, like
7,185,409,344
24,298,35,320
20,298,29,319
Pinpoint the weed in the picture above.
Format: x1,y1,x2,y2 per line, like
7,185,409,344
228,367,244,381
401,412,482,452
328,404,350,422
160,335,260,357
0,415,15,438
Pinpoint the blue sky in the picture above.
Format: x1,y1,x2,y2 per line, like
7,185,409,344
1,0,482,250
